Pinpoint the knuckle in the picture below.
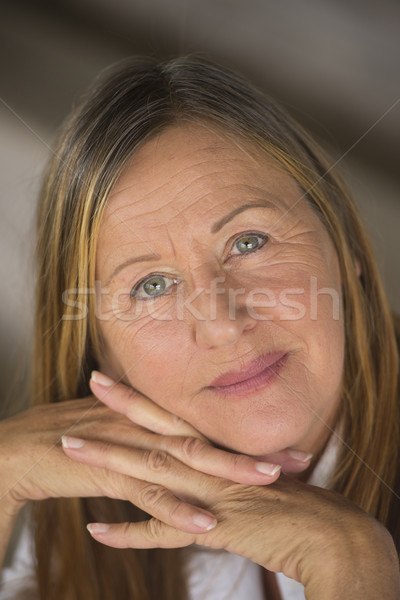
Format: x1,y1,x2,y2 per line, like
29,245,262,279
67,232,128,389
97,441,114,464
7,487,27,510
102,469,127,499
119,521,132,542
139,484,170,509
171,414,191,431
146,518,164,540
125,386,138,403
167,499,186,523
171,414,185,426
144,449,170,472
180,436,207,461
227,452,245,474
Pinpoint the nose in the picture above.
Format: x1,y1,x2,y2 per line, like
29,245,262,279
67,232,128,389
193,276,256,349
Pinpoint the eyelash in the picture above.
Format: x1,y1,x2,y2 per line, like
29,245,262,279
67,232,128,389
227,231,269,258
130,231,269,300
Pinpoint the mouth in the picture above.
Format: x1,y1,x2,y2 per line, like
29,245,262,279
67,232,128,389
205,351,288,397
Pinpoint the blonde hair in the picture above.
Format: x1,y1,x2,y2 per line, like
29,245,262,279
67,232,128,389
33,56,399,599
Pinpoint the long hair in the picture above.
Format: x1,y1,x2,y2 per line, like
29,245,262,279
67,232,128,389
32,56,399,599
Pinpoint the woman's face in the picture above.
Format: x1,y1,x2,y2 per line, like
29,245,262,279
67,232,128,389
96,123,344,458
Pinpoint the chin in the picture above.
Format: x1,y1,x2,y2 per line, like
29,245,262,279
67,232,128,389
208,419,310,457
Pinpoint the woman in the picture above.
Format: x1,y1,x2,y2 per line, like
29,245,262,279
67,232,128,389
0,56,399,599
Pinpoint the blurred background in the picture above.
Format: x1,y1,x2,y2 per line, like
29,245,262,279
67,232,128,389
1,0,399,416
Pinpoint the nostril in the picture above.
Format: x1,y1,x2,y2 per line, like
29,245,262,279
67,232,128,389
243,319,257,332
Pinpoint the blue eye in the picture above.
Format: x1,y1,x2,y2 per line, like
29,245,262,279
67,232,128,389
231,232,268,255
131,274,180,300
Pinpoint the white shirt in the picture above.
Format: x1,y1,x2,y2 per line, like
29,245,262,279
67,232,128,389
0,432,340,600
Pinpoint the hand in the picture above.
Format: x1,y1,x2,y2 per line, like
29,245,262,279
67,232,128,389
88,370,314,476
0,397,139,508
63,443,400,599
0,373,309,532
61,374,400,600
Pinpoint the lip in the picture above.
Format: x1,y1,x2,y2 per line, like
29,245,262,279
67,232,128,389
207,351,288,397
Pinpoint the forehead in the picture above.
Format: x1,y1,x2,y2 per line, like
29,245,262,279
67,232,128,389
103,123,303,229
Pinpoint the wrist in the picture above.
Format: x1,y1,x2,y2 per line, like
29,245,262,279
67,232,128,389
0,464,28,518
1,489,27,519
0,492,26,570
302,521,399,600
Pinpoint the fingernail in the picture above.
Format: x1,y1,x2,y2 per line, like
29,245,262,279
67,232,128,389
87,523,110,535
192,511,217,531
91,371,114,387
287,450,313,463
62,435,86,449
255,462,281,476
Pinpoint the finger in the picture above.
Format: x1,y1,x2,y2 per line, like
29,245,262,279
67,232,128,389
158,435,282,484
62,435,211,496
255,449,313,474
90,373,311,476
90,371,204,438
62,437,217,534
62,434,281,489
62,435,219,506
87,518,195,550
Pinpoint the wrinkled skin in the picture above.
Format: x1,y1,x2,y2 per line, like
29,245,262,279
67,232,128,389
60,377,399,600
0,392,287,527
96,123,344,458
1,124,398,598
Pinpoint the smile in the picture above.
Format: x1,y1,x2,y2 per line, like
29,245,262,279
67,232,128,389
206,351,288,397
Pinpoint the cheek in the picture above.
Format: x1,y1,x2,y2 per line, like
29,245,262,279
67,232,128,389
99,312,191,401
241,261,342,325
278,261,345,392
242,247,345,402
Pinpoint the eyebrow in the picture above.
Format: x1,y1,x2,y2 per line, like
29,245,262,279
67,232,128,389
104,254,160,286
211,200,279,233
104,200,278,285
